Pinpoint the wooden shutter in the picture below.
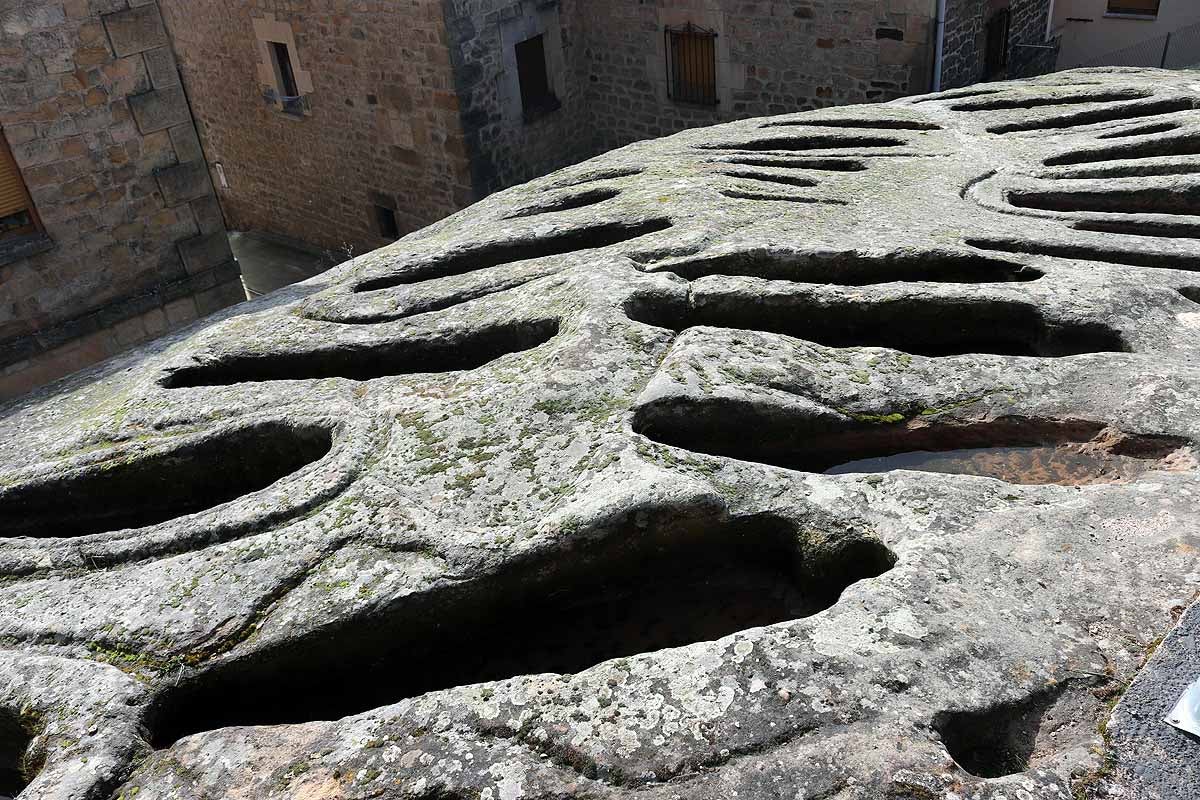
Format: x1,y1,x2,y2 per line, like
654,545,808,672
1108,0,1160,13
0,131,33,221
666,23,718,106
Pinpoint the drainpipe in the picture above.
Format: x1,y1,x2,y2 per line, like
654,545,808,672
932,0,948,91
1046,0,1056,42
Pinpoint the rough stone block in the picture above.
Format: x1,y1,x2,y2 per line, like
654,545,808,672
163,295,198,326
102,4,167,57
189,194,225,235
167,123,203,163
177,233,232,276
156,161,212,206
128,86,190,133
142,46,179,88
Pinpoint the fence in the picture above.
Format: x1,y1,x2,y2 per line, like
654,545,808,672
1077,19,1200,69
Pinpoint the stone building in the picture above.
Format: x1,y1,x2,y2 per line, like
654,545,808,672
1053,0,1200,69
940,0,1060,89
0,1,241,400
155,0,475,261
160,0,1052,259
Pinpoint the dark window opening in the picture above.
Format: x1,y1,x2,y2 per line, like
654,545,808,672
984,9,1011,79
1107,0,1159,15
0,131,42,243
515,34,559,122
375,205,399,240
666,22,718,106
268,41,304,116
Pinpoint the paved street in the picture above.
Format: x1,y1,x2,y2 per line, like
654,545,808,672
229,231,336,298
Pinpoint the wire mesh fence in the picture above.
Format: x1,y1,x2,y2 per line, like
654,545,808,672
1077,19,1200,69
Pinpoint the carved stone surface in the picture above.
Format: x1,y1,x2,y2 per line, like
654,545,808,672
1,68,1199,800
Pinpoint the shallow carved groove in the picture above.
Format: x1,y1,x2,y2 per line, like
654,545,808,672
1096,121,1183,139
1008,185,1200,216
160,319,560,387
967,237,1200,272
762,118,941,131
951,90,1151,112
147,510,896,746
353,220,671,292
0,709,37,797
911,88,1001,104
705,135,905,152
715,156,867,171
543,166,643,190
720,189,839,203
325,276,548,324
632,402,1188,485
0,423,333,539
1044,133,1200,167
505,188,620,219
985,97,1192,134
935,682,1107,778
646,250,1043,284
625,294,1126,357
719,170,820,188
1072,219,1200,239
1045,160,1200,180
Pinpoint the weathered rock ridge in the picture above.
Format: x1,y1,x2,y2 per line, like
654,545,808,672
0,68,1199,800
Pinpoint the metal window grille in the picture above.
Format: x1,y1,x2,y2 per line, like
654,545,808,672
984,9,1011,78
666,23,718,106
1107,0,1160,16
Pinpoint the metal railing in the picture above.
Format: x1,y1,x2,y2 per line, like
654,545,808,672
1075,18,1200,69
262,87,310,116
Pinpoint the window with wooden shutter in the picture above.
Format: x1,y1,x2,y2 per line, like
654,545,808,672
1107,0,1160,16
666,23,718,106
0,131,41,241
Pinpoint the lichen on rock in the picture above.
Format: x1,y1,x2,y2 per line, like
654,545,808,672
1,68,1199,799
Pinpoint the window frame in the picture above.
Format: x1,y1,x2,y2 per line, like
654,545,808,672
983,8,1012,79
514,34,560,123
252,14,313,118
1105,0,1160,17
374,204,399,241
0,129,44,245
665,22,719,107
266,40,305,116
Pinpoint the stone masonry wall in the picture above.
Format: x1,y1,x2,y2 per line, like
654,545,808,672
576,0,938,157
158,0,474,256
941,0,1054,90
1007,0,1058,79
443,0,594,197
0,0,241,400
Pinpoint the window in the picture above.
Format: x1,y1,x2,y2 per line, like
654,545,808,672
253,14,313,115
1107,0,1160,15
0,131,42,243
666,23,718,106
268,41,304,115
374,205,399,240
984,9,1011,78
515,34,559,121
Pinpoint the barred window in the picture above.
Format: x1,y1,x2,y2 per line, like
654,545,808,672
1107,0,1160,16
665,23,718,106
984,9,1011,79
